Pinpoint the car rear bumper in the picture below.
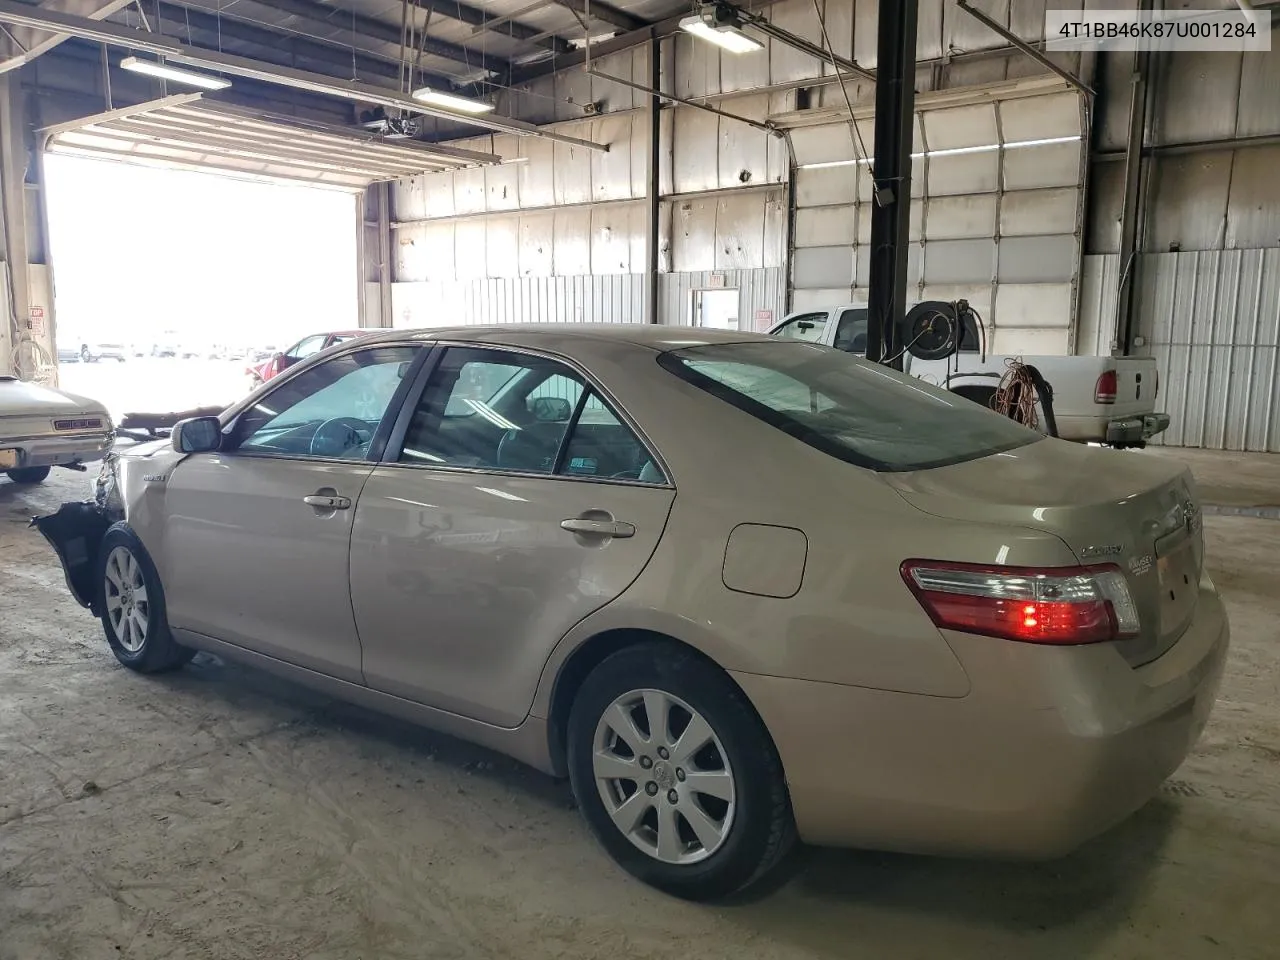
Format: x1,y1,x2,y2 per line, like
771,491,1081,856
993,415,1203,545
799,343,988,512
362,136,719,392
1055,413,1171,444
1,430,114,470
732,577,1228,859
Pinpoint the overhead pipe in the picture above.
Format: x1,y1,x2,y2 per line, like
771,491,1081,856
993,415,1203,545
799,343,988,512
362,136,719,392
0,0,609,153
954,0,1094,97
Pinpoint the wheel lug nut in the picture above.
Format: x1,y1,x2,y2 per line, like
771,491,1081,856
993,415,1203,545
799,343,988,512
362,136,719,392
667,789,679,804
639,756,653,769
645,782,658,796
675,768,686,781
657,747,669,760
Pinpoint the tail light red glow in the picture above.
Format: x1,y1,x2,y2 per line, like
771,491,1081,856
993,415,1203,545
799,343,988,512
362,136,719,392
901,561,1140,645
1094,369,1118,404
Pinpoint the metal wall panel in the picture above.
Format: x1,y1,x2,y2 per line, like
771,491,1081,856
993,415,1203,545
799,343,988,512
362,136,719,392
1237,42,1280,137
455,220,487,280
590,205,634,275
553,208,592,276
1003,139,1081,190
671,197,719,272
998,235,1077,283
391,269,783,331
486,218,520,280
1078,250,1280,451
519,212,555,278
1224,147,1280,250
792,87,1085,340
927,151,999,196
796,205,857,247
923,104,998,150
659,267,787,330
1157,51,1242,145
1076,253,1120,355
1000,187,1077,237
927,194,997,239
1148,151,1233,253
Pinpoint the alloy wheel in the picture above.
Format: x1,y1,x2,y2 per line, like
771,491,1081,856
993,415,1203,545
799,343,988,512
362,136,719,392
104,546,149,653
592,688,737,865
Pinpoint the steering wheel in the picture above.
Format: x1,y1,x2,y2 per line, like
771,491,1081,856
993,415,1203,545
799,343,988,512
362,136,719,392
310,417,372,458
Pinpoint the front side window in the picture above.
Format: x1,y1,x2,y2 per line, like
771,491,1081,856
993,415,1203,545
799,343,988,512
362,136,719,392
658,341,1039,472
773,313,828,343
832,309,868,352
398,347,665,482
235,346,418,459
286,335,326,360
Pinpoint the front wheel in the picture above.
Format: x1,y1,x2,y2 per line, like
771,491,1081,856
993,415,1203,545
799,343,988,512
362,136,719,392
97,525,194,673
567,642,796,901
6,465,51,483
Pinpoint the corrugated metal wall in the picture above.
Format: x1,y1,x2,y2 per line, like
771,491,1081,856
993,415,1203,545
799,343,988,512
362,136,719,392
392,275,647,328
391,268,787,332
1083,44,1280,450
1080,251,1280,452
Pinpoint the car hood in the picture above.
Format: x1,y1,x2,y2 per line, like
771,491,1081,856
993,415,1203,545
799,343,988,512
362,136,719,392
0,377,109,418
884,439,1202,667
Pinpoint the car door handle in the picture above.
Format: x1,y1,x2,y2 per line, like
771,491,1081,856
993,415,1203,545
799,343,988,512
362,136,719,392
303,494,351,510
560,518,635,538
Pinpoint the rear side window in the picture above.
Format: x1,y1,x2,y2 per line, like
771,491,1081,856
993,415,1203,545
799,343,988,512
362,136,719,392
658,341,1039,472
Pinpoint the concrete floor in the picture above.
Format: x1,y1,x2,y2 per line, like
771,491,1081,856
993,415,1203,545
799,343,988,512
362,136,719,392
2,447,1278,960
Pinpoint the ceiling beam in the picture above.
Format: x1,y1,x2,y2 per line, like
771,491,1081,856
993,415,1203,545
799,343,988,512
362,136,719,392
552,0,644,33
177,0,517,77
0,0,610,151
434,1,573,55
152,3,457,91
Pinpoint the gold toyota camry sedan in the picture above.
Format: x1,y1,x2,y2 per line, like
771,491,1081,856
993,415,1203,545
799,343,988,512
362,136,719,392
36,325,1228,901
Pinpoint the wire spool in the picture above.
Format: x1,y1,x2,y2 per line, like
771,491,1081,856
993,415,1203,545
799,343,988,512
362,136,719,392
903,301,960,362
993,359,1059,437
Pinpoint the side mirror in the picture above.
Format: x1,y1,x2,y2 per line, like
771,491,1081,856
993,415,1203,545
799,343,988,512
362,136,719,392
172,416,222,454
528,396,572,422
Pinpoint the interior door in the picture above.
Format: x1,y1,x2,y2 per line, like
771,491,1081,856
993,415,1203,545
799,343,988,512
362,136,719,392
350,345,676,728
162,343,420,681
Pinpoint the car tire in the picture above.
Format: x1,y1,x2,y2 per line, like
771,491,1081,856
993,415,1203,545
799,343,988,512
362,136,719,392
97,524,194,673
6,465,51,484
80,345,92,362
567,642,796,901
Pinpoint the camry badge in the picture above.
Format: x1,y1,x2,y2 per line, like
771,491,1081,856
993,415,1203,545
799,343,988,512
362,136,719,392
1080,544,1122,558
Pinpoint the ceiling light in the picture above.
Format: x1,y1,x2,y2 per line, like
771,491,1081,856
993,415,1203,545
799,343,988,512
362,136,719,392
120,56,231,90
411,87,495,114
679,8,764,54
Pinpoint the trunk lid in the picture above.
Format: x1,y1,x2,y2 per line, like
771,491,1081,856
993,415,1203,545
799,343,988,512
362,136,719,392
885,440,1202,666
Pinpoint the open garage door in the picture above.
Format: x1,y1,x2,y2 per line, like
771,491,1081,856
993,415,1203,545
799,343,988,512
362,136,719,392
42,94,497,191
781,77,1086,355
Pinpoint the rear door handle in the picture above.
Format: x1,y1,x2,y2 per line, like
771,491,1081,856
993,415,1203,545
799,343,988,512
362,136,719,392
304,494,351,510
561,518,635,539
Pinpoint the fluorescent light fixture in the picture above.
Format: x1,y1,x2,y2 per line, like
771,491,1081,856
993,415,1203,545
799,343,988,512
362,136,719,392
411,87,495,114
679,11,764,54
120,56,231,90
796,135,1082,170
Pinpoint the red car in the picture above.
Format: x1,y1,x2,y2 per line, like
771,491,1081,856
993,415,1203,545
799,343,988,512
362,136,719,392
246,330,369,387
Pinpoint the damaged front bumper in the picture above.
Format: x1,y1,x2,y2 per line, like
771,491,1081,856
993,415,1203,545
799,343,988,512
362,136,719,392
31,456,122,614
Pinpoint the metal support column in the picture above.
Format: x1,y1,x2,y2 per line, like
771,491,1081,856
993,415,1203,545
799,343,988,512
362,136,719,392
0,72,29,377
376,181,393,329
865,0,918,369
645,34,661,324
1115,43,1151,355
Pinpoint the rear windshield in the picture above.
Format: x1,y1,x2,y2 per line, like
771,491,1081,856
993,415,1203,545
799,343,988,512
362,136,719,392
658,341,1040,472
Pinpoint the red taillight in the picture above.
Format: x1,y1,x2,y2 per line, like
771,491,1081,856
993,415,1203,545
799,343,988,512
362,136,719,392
901,560,1140,645
1094,369,1118,404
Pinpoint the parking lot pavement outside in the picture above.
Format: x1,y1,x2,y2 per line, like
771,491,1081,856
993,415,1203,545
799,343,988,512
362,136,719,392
57,357,252,423
1,448,1278,960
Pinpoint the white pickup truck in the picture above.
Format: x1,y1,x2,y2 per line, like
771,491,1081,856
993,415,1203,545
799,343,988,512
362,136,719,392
768,303,1170,448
